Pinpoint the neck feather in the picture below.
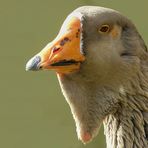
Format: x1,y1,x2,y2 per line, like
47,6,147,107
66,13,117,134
104,70,148,148
57,66,148,146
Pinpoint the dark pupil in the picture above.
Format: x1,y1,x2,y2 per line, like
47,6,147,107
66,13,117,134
100,26,109,32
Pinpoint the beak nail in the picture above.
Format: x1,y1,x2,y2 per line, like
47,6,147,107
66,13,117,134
26,55,41,71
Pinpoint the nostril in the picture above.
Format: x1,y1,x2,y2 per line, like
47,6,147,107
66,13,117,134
52,47,61,53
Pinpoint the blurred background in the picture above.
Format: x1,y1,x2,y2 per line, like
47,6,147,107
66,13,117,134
0,0,147,148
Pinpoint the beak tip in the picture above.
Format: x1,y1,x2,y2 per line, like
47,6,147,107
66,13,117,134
25,56,41,71
25,64,31,71
25,60,33,71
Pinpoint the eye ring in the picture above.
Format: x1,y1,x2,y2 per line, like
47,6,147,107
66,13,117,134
99,24,110,33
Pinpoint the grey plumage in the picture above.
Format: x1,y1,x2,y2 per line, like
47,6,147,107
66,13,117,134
26,6,148,148
57,6,148,148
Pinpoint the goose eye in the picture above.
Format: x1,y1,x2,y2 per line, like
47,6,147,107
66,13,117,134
99,25,110,33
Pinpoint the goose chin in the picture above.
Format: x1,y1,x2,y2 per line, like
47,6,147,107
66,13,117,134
70,108,102,143
76,120,102,144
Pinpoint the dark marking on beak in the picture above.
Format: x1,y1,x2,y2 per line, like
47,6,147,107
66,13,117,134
76,29,80,38
60,37,71,46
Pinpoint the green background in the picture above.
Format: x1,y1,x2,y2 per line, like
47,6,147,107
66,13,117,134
0,0,147,148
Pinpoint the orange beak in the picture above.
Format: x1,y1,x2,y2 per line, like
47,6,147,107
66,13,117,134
26,16,85,74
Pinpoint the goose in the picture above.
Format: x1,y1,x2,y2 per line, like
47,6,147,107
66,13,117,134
26,6,148,148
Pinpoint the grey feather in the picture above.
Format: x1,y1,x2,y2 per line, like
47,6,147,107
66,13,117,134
57,6,148,148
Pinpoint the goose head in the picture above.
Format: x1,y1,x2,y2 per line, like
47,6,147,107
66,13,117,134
26,6,147,144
